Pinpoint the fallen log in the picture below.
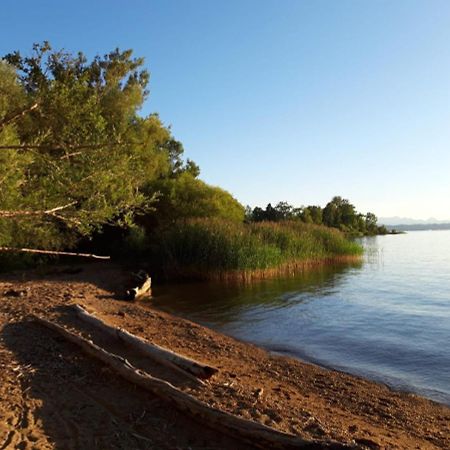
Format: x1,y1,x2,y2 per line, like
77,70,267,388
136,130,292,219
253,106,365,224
33,316,355,450
125,272,151,300
72,303,204,386
73,304,217,380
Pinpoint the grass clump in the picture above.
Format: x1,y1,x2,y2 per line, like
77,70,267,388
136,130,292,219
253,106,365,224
151,218,363,281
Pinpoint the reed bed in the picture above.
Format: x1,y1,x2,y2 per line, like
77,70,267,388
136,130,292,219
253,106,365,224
152,218,363,281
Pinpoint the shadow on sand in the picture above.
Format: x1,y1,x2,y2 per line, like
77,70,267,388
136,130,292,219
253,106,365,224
1,317,253,449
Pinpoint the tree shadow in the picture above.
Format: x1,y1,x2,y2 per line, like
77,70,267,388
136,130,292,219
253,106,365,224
50,304,203,391
0,261,136,301
1,319,254,449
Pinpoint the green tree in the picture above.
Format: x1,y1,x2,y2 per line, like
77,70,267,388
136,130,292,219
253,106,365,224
307,205,323,224
0,43,178,251
0,61,33,249
250,206,266,222
249,202,295,222
323,198,339,227
299,207,313,224
365,212,378,235
323,196,356,230
274,201,294,220
143,172,245,226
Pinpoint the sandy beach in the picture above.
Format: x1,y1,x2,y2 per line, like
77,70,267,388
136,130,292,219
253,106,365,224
0,263,448,449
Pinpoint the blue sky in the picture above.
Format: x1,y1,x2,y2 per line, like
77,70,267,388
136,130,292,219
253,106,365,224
1,0,450,220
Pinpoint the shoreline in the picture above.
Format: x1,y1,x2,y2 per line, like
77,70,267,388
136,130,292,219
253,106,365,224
270,347,450,408
1,263,449,449
149,301,450,408
166,254,363,282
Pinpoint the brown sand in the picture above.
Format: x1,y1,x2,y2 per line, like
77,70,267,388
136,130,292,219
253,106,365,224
0,263,448,449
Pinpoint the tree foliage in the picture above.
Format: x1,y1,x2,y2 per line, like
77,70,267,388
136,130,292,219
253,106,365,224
0,42,372,271
0,42,247,259
0,43,205,250
142,173,245,228
247,197,387,236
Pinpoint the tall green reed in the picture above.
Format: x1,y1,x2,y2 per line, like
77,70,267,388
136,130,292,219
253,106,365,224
151,218,363,280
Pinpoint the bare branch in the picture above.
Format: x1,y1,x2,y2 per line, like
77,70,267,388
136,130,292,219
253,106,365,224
44,202,78,214
50,213,83,226
59,151,83,160
0,201,77,218
0,247,110,259
0,103,39,131
0,141,143,151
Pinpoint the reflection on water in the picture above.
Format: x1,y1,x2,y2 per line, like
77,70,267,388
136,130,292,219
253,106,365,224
152,261,362,325
151,231,450,405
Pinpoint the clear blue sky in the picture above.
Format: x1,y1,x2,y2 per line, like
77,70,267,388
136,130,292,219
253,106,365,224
2,0,450,220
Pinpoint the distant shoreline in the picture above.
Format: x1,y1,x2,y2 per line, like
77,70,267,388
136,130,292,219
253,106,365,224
384,223,450,232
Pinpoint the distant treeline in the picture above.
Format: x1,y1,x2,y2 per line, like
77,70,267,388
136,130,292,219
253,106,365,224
246,197,389,236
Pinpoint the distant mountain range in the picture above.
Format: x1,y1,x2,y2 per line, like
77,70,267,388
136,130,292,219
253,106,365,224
378,217,450,231
378,216,450,226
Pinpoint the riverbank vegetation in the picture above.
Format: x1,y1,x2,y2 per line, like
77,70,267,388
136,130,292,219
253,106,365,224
1,43,364,276
141,219,362,281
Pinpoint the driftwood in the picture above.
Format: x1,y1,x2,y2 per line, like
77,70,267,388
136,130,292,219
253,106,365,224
72,304,204,386
73,304,217,380
125,271,151,300
33,316,353,450
0,247,110,259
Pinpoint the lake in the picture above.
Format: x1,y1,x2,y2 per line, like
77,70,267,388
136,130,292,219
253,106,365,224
151,230,450,405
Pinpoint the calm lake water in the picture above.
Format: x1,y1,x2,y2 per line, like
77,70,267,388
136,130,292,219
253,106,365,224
151,230,450,405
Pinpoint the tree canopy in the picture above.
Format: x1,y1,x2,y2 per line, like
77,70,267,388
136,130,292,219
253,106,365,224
0,43,219,253
144,173,245,226
247,197,387,236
